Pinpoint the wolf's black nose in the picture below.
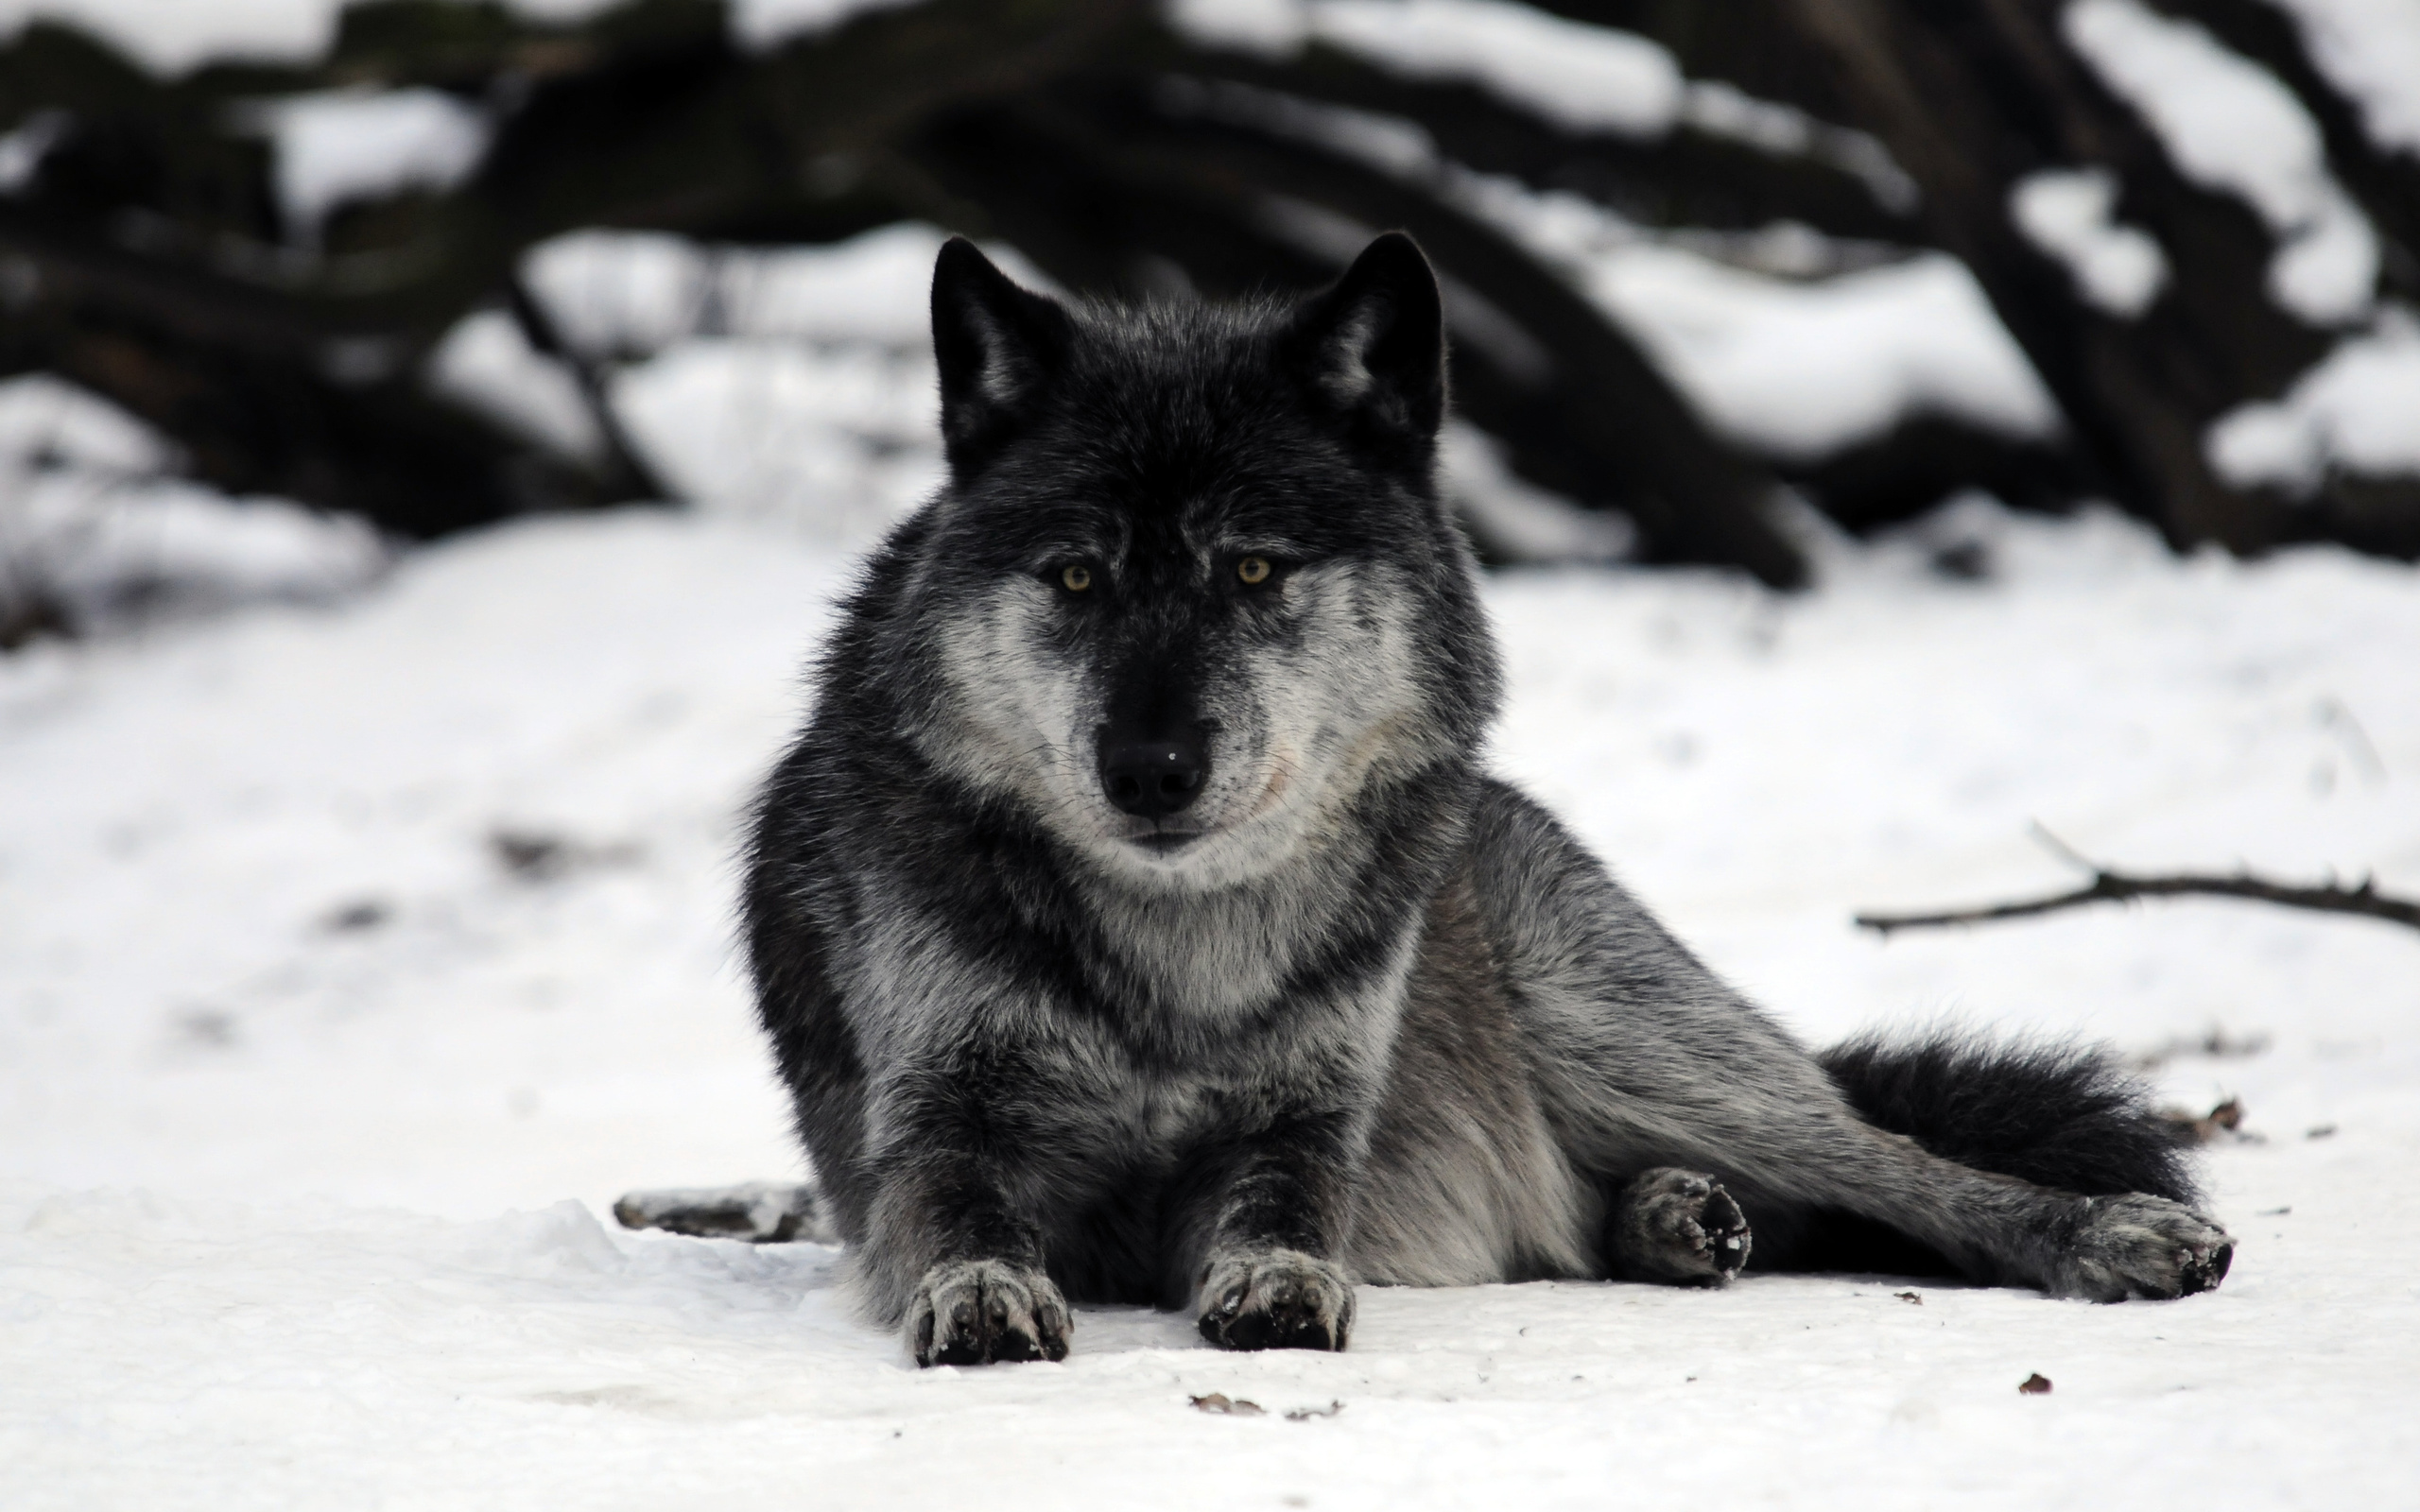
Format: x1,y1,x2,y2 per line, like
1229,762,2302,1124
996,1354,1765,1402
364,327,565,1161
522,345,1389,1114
1099,738,1208,818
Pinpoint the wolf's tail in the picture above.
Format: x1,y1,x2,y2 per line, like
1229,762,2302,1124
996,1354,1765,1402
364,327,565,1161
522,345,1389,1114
1819,1029,2198,1202
1774,1030,2199,1276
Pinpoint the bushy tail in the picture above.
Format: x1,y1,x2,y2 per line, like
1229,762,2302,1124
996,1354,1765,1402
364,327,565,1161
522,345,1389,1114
1774,1030,2200,1278
1818,1029,2199,1204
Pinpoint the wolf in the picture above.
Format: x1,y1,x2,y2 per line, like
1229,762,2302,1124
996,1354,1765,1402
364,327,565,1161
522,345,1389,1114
730,232,2231,1366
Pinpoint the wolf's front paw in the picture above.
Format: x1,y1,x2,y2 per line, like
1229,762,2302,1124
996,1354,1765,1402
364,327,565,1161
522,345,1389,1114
1198,1249,1355,1352
908,1259,1071,1366
1612,1168,1752,1285
2055,1194,2234,1301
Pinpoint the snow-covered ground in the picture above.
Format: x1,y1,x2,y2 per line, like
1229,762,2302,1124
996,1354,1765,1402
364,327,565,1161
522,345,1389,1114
3,496,2415,1508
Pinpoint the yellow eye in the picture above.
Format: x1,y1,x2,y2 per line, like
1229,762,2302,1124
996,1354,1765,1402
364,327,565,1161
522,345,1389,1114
1236,556,1271,586
1060,564,1092,593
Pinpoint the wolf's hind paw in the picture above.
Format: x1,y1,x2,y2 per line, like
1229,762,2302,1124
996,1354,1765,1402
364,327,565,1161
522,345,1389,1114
1198,1250,1355,1352
2057,1194,2235,1301
1612,1168,1753,1285
908,1260,1071,1366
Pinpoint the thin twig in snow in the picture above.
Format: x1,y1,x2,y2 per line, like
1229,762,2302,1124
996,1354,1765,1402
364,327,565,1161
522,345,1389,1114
1855,824,2420,937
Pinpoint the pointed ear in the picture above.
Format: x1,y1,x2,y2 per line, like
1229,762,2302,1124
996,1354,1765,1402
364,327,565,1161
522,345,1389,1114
931,237,1071,477
1287,232,1447,466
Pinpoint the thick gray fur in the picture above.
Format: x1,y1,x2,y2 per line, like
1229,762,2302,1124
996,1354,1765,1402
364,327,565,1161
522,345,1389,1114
734,233,2232,1366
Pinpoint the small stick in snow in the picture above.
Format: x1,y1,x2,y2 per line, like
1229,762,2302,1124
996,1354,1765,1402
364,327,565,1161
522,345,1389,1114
1854,825,2420,938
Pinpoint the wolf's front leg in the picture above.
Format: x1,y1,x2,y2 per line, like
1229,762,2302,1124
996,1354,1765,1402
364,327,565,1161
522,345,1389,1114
861,1067,1076,1367
1188,1112,1363,1353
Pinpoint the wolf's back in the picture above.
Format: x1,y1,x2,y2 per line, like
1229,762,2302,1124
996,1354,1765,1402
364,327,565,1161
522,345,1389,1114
1820,1030,2198,1203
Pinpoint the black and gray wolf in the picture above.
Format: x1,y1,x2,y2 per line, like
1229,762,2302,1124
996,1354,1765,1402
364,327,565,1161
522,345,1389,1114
729,232,2231,1366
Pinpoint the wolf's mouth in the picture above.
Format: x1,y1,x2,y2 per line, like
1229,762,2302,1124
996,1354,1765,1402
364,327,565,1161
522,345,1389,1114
1127,829,1204,856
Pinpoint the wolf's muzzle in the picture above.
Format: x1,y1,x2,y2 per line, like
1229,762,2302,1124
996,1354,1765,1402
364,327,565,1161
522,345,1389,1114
1099,735,1208,818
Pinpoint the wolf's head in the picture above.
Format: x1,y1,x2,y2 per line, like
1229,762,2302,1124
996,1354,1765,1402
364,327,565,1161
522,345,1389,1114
886,233,1501,891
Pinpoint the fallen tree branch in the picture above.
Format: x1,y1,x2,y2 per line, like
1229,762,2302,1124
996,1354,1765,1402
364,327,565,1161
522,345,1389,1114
1856,827,2420,937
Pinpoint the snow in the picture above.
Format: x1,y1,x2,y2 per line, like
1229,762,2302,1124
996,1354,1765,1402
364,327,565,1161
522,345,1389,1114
2009,166,2169,318
237,87,491,241
2205,306,2420,493
2063,0,2377,326
424,309,607,465
519,230,716,360
472,222,971,541
1438,419,1634,564
1168,0,1913,211
1163,81,2055,463
2271,0,2420,159
1582,248,2061,460
0,0,338,73
612,340,942,545
3,496,2416,1507
1295,0,1686,139
729,0,923,52
0,109,63,194
0,375,385,634
0,0,628,74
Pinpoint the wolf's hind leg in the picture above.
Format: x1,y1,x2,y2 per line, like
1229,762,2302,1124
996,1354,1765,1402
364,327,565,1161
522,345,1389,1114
1607,1168,1752,1285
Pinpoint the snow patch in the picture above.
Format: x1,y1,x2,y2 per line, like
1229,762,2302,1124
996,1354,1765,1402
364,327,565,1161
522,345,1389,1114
2270,0,2420,159
2205,308,2420,493
1300,0,1685,138
0,0,637,74
612,341,941,544
520,230,715,361
424,310,606,465
0,109,64,195
729,0,923,52
0,375,385,634
239,88,490,239
2010,166,2169,318
491,223,1054,539
1168,0,1911,209
0,0,339,73
1161,81,2043,463
2063,0,2377,325
1440,420,1634,564
1456,173,2060,459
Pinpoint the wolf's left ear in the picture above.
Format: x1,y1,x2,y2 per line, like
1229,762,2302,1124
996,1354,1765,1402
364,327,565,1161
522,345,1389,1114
932,237,1071,476
1287,232,1446,465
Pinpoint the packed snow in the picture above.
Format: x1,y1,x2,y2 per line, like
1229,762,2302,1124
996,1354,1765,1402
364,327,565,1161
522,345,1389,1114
2205,306,2420,493
2064,0,2377,326
2009,166,2169,318
4,493,2416,1509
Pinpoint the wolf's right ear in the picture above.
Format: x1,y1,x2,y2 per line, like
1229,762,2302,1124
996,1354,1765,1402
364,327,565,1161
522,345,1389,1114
931,237,1070,477
1285,232,1447,471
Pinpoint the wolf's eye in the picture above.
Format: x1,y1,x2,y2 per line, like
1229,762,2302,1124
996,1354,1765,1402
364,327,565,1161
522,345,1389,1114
1060,564,1093,593
1236,556,1272,586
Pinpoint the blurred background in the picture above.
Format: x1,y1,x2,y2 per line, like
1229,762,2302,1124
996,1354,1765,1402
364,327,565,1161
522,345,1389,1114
1,0,2417,628
0,0,2414,1215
